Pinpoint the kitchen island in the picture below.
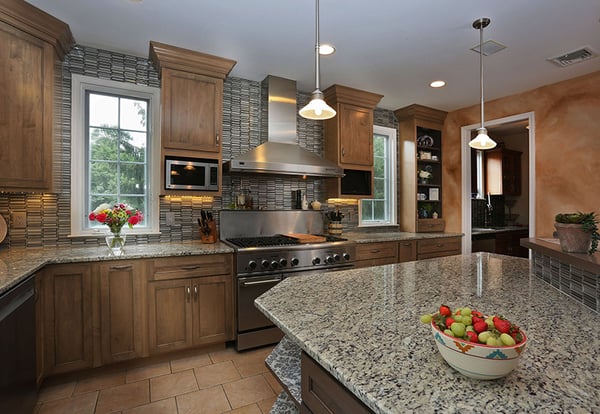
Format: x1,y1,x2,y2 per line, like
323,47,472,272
256,253,600,413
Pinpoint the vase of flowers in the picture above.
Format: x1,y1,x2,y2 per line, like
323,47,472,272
88,203,143,256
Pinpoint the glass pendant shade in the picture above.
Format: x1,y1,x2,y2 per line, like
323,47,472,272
299,90,336,120
469,127,497,150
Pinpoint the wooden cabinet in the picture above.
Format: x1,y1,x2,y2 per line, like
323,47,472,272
485,146,522,196
0,1,73,192
41,264,94,375
97,260,145,364
354,241,398,268
323,84,383,199
395,105,448,233
301,351,372,414
417,236,461,260
149,41,235,196
398,240,417,263
147,254,234,354
494,229,529,258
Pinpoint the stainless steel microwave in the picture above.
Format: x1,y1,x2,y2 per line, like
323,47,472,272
165,157,219,191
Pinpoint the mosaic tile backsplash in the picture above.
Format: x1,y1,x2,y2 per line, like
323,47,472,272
0,45,397,248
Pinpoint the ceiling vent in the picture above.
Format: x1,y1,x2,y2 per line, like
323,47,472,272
548,46,597,67
470,40,506,56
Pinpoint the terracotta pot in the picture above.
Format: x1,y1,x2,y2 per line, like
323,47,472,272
554,223,592,253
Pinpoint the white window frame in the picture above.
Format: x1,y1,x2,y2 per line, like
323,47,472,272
70,74,161,237
358,125,397,227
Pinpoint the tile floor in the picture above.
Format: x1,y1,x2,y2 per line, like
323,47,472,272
35,345,281,414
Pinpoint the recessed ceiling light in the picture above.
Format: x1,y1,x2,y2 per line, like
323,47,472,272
429,80,446,88
319,44,335,55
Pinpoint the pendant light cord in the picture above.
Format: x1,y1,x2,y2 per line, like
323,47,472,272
314,0,321,91
479,20,485,130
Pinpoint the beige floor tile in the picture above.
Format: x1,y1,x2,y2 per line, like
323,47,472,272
95,380,150,414
126,361,171,383
262,371,283,394
194,360,241,389
228,404,263,414
257,396,277,414
170,352,212,373
37,380,76,403
150,369,198,401
208,346,239,364
37,391,98,414
74,370,126,394
233,356,269,378
176,386,231,414
122,397,177,414
223,375,275,409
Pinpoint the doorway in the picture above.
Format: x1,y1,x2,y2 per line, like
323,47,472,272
460,112,536,254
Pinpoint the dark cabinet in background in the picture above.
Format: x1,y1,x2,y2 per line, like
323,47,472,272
485,147,522,196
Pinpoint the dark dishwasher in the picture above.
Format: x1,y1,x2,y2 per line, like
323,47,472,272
0,275,37,414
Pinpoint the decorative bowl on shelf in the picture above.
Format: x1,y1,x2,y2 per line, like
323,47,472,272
431,318,527,380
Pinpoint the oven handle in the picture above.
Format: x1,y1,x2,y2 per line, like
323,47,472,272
240,277,282,287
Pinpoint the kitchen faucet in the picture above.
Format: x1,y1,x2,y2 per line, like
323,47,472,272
484,192,493,227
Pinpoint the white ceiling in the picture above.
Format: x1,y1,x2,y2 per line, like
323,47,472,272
28,0,600,111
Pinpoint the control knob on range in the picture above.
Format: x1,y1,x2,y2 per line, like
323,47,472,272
290,257,299,266
312,257,321,265
261,259,270,269
333,254,341,262
270,260,279,270
343,253,351,261
325,256,335,264
279,258,288,267
248,261,257,271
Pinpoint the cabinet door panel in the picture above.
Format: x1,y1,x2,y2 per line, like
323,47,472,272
43,264,93,374
398,241,417,263
148,279,193,353
192,275,234,345
0,21,53,190
99,261,144,363
339,104,373,167
162,68,220,153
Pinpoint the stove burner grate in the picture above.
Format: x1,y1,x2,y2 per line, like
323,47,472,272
226,235,300,248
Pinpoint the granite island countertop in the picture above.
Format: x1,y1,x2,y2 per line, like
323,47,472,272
255,253,600,413
0,241,233,294
343,231,463,243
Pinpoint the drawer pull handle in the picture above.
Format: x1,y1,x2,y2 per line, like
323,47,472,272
181,265,201,270
110,265,132,270
371,249,381,253
193,285,198,300
186,287,191,302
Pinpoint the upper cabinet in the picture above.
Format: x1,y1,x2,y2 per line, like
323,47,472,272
149,41,236,195
322,85,383,198
0,0,73,192
485,146,522,196
395,104,448,233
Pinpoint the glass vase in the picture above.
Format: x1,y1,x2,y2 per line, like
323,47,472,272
105,232,126,256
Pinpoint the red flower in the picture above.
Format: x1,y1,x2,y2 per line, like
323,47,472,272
128,215,140,225
96,212,107,223
88,212,96,221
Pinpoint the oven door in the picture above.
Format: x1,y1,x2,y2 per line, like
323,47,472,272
237,274,283,332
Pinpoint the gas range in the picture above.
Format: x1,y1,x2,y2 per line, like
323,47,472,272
226,234,355,276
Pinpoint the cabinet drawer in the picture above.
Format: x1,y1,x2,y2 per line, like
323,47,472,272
355,242,398,260
150,254,232,280
417,219,445,232
417,237,461,254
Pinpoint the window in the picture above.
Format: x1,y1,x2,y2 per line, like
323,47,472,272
359,125,397,226
71,74,160,236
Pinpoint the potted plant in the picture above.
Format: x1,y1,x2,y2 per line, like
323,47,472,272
554,212,599,255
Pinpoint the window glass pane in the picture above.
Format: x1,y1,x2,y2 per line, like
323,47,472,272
119,163,146,195
120,196,145,213
120,98,148,132
90,127,119,161
89,94,118,128
90,161,118,195
361,200,373,221
373,157,385,177
373,200,386,219
120,131,147,163
374,178,385,198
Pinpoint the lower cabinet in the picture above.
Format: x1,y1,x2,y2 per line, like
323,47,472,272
354,242,398,268
398,240,417,262
38,253,234,376
495,230,529,258
41,264,94,376
353,237,460,268
301,352,372,414
147,255,234,355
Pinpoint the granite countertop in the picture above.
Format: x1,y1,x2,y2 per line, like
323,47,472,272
255,253,600,413
0,241,233,295
471,225,528,236
344,231,463,243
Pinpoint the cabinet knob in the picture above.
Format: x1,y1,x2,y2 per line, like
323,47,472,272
186,287,191,302
341,147,345,156
194,285,198,300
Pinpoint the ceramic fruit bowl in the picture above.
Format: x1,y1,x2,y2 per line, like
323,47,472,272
431,318,527,380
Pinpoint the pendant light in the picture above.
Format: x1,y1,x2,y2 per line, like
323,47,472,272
469,18,497,150
299,0,336,120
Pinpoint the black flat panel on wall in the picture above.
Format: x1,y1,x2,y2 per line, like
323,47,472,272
341,170,371,195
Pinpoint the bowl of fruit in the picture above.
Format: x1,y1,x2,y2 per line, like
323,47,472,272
421,305,527,380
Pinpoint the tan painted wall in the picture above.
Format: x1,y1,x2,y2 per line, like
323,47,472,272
442,70,600,237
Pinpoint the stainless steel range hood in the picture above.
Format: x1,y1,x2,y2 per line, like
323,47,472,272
223,75,343,178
